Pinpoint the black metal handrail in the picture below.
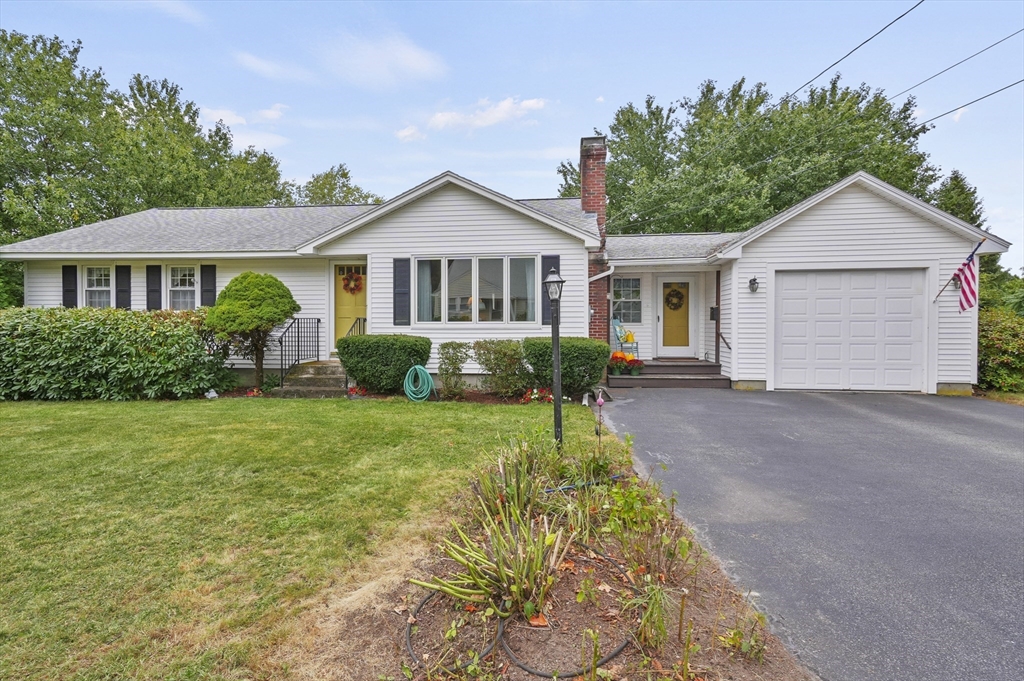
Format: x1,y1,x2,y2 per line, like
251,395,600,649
278,317,321,386
345,317,367,337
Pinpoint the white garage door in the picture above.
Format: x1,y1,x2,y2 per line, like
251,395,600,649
775,269,925,391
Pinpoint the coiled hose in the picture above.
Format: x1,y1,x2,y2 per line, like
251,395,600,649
403,365,435,402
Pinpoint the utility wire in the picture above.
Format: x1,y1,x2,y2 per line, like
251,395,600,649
606,28,1024,230
917,79,1023,126
605,0,927,227
612,79,1024,233
887,27,1023,101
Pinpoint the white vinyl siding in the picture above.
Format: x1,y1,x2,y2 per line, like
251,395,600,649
734,184,980,390
318,183,589,372
719,262,733,377
23,261,63,308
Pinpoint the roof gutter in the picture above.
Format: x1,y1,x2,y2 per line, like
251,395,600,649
588,263,614,283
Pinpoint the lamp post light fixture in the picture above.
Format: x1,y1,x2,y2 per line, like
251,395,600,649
543,267,566,447
748,277,759,293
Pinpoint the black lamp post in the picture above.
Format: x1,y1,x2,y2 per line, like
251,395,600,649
543,267,566,447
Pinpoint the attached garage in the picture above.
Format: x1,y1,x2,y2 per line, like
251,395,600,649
774,269,925,391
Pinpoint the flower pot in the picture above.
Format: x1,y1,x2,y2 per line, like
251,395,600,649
630,368,641,376
610,368,621,376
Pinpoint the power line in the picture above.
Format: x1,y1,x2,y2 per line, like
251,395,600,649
917,79,1023,126
606,29,1023,231
887,28,1023,101
614,79,1024,234
604,0,927,227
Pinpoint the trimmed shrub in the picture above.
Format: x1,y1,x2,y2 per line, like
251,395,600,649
437,341,471,400
978,307,1024,392
205,272,300,388
0,307,235,401
524,336,610,397
472,339,532,398
336,334,431,394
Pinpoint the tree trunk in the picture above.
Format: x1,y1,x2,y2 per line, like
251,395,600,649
254,344,264,389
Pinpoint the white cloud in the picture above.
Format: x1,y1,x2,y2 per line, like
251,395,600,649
144,1,205,27
231,130,290,151
596,96,605,103
395,125,426,142
953,107,968,123
200,107,246,127
234,52,315,83
429,98,546,131
320,33,445,90
254,103,288,122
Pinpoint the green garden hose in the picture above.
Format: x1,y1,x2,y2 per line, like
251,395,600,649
403,365,435,402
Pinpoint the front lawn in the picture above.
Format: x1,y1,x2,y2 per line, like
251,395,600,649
0,398,595,680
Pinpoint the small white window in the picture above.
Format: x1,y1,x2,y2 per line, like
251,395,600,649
85,267,112,308
613,278,642,324
169,266,197,310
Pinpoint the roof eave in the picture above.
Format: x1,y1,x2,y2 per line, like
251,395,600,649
0,250,304,260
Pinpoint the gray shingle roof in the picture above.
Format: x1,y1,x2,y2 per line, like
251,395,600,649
518,198,600,240
0,205,377,254
0,198,599,254
605,232,740,261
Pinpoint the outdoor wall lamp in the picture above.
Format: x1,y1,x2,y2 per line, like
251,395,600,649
748,277,759,293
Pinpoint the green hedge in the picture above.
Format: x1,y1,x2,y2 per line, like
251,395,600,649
524,336,610,397
472,339,533,398
978,307,1024,392
336,334,431,393
0,307,235,401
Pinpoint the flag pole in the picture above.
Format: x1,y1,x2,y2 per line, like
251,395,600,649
933,237,986,303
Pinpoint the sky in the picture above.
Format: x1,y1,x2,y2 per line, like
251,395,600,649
1,0,1022,270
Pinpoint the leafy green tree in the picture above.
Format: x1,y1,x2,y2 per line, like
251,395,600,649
205,272,300,388
289,163,382,205
931,169,1005,275
558,76,940,234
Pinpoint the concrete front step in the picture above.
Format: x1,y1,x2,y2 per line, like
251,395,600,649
607,373,731,389
281,375,347,388
642,360,722,375
271,386,348,399
288,360,345,377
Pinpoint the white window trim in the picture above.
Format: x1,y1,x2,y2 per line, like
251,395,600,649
612,276,642,324
167,264,199,311
83,265,114,308
412,255,542,327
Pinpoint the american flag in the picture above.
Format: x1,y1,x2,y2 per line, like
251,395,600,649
953,250,979,313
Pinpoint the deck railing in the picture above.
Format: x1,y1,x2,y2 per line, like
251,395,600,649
277,317,321,387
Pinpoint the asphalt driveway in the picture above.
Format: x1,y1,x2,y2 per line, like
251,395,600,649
603,389,1024,681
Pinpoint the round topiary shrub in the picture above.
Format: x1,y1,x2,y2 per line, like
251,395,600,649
336,334,431,394
205,272,300,388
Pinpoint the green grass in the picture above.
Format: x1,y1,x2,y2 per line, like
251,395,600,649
0,398,598,680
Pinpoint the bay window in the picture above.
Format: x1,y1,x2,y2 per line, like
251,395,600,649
414,255,539,324
85,266,112,308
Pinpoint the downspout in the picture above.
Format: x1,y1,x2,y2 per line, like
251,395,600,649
588,263,615,283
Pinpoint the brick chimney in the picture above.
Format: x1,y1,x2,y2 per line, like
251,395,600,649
580,136,610,343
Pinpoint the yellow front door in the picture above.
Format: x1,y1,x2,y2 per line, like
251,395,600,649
662,281,690,348
335,265,367,344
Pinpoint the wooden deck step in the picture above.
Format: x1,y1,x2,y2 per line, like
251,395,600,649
641,360,722,375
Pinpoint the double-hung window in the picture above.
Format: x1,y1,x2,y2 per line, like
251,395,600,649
415,256,537,324
169,266,197,310
612,277,642,324
85,267,112,308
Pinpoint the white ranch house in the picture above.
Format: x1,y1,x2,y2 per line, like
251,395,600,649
0,137,1009,394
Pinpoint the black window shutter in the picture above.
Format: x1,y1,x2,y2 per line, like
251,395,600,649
393,258,410,326
115,265,131,309
61,265,78,308
541,255,560,325
200,264,217,307
146,265,162,310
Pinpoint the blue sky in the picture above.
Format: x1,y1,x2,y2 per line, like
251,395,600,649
2,0,1022,269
